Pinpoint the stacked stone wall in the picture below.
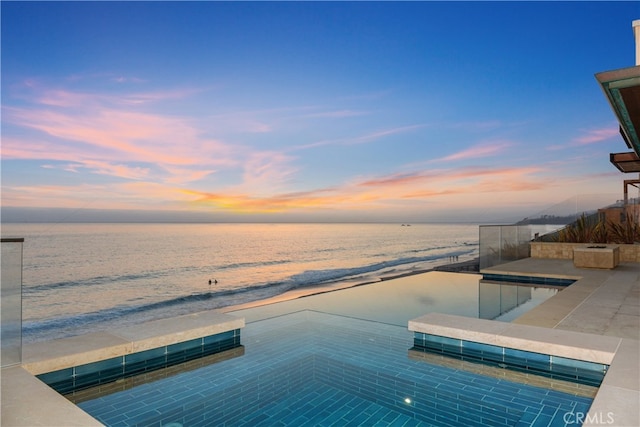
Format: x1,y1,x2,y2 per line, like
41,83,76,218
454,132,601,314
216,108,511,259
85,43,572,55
530,242,640,263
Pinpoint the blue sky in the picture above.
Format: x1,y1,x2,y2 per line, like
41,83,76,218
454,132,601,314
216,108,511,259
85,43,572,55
2,1,638,223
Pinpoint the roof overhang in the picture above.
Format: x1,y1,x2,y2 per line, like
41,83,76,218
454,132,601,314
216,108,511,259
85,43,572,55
595,65,640,158
610,151,640,173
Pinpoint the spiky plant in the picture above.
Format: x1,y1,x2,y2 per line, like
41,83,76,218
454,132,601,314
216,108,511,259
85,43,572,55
607,214,640,244
554,214,608,243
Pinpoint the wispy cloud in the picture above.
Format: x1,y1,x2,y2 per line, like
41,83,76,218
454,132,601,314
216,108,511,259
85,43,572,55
20,78,201,108
41,160,151,180
2,83,241,185
350,125,426,145
2,79,606,218
240,151,300,194
161,166,215,185
572,126,619,145
3,79,318,200
432,141,514,162
357,171,435,188
183,164,548,214
547,125,619,151
293,124,426,151
6,106,210,165
66,72,146,84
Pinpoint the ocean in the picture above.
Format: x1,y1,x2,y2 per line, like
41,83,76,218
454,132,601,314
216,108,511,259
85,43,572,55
2,222,480,343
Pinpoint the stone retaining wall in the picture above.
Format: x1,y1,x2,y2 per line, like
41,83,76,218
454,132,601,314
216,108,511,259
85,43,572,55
530,242,640,263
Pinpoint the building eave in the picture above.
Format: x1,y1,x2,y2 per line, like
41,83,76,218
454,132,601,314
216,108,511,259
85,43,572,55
596,65,640,160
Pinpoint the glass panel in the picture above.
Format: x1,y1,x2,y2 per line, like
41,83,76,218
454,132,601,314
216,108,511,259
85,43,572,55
479,225,532,269
1,238,24,367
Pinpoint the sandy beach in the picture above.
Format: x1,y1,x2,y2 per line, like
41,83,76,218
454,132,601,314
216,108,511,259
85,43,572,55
220,257,480,314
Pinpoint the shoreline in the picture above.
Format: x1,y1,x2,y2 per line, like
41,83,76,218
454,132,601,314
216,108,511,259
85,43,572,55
221,257,480,314
21,257,480,345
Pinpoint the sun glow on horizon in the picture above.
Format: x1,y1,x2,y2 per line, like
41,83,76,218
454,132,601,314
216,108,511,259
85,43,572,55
1,1,633,222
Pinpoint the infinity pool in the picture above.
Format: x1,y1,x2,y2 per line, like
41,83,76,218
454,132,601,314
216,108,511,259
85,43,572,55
226,271,559,325
76,311,594,426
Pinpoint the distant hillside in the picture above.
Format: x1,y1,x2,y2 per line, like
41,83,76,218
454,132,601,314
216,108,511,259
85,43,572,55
515,214,582,225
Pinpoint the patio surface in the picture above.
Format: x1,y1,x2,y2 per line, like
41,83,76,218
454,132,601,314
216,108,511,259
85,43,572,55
1,258,638,426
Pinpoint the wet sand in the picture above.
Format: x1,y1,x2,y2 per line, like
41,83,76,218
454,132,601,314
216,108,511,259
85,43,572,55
220,257,479,314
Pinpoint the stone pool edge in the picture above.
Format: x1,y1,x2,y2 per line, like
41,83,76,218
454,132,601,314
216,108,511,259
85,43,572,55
1,311,244,427
2,259,637,427
408,313,639,427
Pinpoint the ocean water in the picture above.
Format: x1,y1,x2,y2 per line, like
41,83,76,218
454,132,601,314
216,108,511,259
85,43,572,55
2,222,479,343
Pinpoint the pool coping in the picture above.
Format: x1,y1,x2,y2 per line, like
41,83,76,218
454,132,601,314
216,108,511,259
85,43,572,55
408,312,639,427
480,259,640,427
409,312,622,365
2,259,638,426
1,311,244,427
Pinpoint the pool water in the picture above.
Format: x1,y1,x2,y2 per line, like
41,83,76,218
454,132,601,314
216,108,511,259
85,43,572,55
227,271,559,326
77,311,593,427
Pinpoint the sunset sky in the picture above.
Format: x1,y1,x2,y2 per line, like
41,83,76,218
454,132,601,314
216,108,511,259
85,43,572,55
2,1,638,223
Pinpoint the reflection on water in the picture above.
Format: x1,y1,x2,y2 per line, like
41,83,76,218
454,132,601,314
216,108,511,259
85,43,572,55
229,271,559,326
479,280,559,322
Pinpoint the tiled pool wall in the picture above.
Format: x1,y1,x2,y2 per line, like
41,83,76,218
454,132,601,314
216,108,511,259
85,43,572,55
312,354,596,427
412,332,608,387
121,354,317,427
37,329,241,395
79,351,594,427
311,353,528,426
67,346,246,404
482,273,576,287
77,313,596,427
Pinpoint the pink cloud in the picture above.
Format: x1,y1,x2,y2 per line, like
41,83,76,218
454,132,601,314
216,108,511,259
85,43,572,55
162,166,215,185
3,99,240,183
80,160,151,180
350,124,426,145
572,127,619,145
3,82,303,193
240,151,300,193
435,141,514,162
6,106,201,164
184,164,551,214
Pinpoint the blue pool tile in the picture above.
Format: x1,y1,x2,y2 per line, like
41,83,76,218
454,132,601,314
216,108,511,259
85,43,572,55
388,415,411,427
36,369,76,394
74,312,596,427
519,411,538,423
205,329,236,343
37,367,73,384
551,357,607,383
75,356,123,376
532,414,554,427
425,333,461,347
167,337,202,353
465,340,502,355
125,347,166,364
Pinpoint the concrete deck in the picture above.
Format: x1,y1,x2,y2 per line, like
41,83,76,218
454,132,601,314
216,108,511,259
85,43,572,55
483,258,639,340
1,258,638,426
484,259,640,427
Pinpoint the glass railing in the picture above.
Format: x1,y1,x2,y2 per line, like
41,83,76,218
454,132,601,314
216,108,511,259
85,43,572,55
1,237,24,367
479,225,532,270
